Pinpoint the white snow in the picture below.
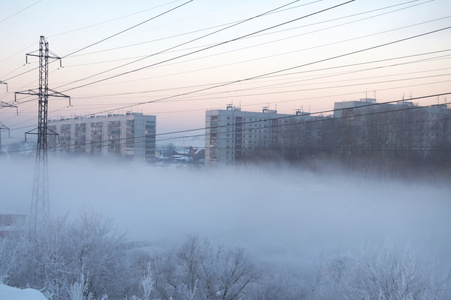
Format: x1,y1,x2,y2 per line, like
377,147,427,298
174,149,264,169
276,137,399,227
0,284,48,300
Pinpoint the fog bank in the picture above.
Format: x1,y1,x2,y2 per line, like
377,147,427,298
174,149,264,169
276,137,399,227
1,156,450,267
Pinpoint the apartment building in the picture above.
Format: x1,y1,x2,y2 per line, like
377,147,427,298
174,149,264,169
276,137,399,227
333,97,378,118
332,98,451,161
48,112,156,162
205,105,298,165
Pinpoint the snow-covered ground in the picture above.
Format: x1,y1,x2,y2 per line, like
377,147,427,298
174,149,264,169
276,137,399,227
0,284,47,300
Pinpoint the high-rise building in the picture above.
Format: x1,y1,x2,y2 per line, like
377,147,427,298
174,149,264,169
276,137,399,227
48,112,156,162
333,99,451,160
206,100,451,167
205,105,297,165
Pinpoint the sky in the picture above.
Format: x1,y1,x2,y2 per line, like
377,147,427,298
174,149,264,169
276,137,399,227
1,0,450,146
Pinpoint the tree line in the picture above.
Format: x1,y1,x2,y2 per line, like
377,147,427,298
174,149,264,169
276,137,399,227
0,212,449,299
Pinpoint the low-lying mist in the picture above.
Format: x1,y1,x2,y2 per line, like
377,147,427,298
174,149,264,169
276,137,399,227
2,156,450,267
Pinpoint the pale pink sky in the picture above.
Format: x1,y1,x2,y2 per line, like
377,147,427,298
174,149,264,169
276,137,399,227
1,0,450,144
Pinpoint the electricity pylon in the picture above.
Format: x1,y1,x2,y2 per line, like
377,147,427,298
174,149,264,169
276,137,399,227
0,83,16,153
0,123,10,154
0,101,18,115
0,81,7,92
15,36,70,232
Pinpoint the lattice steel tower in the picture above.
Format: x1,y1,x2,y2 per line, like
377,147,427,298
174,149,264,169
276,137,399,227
0,123,10,154
15,36,70,232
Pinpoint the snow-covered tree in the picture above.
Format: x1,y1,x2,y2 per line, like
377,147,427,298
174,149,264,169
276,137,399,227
150,235,260,300
140,263,154,300
2,212,138,300
0,234,19,284
308,241,450,300
345,242,450,300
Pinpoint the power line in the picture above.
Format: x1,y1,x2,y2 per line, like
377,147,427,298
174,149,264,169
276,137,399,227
54,21,450,93
194,15,451,76
153,92,451,138
66,72,451,109
58,49,451,101
5,92,449,155
143,1,441,78
1,0,194,83
196,73,451,99
52,0,312,90
5,75,450,134
58,26,451,118
0,0,43,24
48,0,184,38
0,42,36,65
2,0,313,113
7,66,443,130
0,0,442,109
4,28,448,133
64,0,322,59
2,0,302,85
60,0,427,63
240,0,432,41
58,0,356,93
144,68,451,103
61,0,194,59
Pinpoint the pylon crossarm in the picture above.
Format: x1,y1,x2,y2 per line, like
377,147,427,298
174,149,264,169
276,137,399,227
15,89,40,103
24,127,59,142
47,89,71,106
47,128,60,146
0,101,18,115
47,128,59,136
0,123,10,154
0,122,10,131
0,101,17,108
0,127,11,138
25,128,39,142
0,81,7,92
15,89,40,95
26,53,61,60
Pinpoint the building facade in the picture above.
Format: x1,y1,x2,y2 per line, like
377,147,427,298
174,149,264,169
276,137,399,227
205,105,297,165
48,112,156,162
331,98,451,164
205,100,451,167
